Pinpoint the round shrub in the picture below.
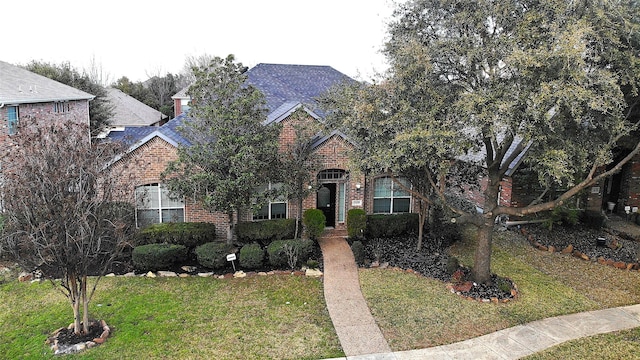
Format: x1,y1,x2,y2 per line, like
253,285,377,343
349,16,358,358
267,239,315,268
347,209,366,240
132,243,188,272
303,209,326,240
239,243,265,269
195,242,234,269
351,240,365,265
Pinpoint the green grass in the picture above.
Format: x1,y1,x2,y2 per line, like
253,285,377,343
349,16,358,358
0,275,343,359
523,328,640,360
359,226,640,351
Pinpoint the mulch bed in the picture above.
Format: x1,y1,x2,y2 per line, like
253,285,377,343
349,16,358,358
521,224,640,270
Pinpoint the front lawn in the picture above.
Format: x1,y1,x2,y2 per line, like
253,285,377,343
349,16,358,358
0,275,343,359
359,225,640,351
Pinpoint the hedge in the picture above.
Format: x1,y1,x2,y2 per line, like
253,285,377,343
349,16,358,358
134,222,216,249
365,213,419,238
239,243,265,269
195,242,234,269
236,218,296,245
132,243,188,272
303,209,326,240
347,209,366,239
267,239,315,268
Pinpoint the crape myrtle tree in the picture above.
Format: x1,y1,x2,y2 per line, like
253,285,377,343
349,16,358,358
326,0,640,284
0,119,135,335
162,55,281,243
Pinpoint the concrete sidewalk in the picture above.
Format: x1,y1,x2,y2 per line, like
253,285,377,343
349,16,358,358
325,304,640,359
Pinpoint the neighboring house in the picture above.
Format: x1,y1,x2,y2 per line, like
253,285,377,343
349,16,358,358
0,60,94,145
108,63,423,238
104,87,167,128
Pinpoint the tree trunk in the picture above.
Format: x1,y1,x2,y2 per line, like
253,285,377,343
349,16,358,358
226,211,234,244
81,275,89,334
416,200,428,251
472,173,501,284
471,219,494,284
69,275,82,335
295,197,304,240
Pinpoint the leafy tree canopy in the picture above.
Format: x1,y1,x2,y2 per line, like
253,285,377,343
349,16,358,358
325,0,640,283
162,55,281,243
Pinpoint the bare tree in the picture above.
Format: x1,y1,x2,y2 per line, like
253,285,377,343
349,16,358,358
0,118,135,335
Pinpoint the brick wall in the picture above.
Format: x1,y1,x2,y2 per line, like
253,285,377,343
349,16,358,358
111,136,231,240
0,100,90,147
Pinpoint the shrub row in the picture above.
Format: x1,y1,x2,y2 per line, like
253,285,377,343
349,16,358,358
134,222,216,249
236,218,296,245
132,243,188,272
365,213,419,238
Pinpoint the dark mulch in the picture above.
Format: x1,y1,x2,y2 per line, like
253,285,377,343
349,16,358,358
49,321,103,349
523,224,640,264
361,235,515,301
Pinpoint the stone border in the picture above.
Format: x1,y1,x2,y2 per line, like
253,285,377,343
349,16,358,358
521,227,640,271
46,320,110,355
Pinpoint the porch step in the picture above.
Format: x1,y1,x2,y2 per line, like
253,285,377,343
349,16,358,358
322,228,348,238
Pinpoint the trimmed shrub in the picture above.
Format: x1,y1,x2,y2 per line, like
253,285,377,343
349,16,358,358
303,209,326,240
351,240,365,266
239,243,265,269
132,243,188,272
365,213,419,238
267,239,315,268
347,209,366,240
236,219,296,245
134,222,216,249
195,242,234,269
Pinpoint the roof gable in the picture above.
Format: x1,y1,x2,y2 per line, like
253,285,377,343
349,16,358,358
0,60,95,104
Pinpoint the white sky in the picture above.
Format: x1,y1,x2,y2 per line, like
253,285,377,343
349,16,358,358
6,0,402,83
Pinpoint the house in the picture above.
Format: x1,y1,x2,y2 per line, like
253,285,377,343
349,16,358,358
108,63,424,238
0,60,94,144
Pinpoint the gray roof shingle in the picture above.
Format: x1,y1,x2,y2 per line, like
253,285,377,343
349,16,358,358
0,60,94,104
106,87,167,127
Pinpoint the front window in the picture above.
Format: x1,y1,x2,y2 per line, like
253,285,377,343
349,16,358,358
254,182,287,220
373,176,411,214
54,102,70,113
7,106,18,135
135,183,185,227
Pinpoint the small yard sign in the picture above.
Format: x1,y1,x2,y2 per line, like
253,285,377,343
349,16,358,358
227,253,237,271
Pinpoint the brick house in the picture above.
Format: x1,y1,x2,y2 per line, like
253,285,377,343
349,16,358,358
0,60,94,146
107,63,423,238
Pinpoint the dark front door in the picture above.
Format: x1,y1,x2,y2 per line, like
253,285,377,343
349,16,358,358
317,184,336,227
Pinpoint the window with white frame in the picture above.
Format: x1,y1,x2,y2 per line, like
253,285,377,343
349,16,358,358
7,106,18,135
254,182,287,220
373,176,411,213
135,183,185,227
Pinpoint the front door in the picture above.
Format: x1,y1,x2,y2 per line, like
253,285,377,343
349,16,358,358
317,184,336,227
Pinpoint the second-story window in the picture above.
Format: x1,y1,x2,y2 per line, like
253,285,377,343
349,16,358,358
7,106,19,135
54,102,70,113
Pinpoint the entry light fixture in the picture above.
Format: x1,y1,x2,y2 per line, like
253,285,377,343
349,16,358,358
355,183,362,191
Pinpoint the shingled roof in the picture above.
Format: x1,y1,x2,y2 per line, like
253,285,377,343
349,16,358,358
0,60,94,104
108,63,354,150
106,87,167,127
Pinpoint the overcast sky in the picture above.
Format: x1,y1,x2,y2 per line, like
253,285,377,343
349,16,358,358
6,0,402,83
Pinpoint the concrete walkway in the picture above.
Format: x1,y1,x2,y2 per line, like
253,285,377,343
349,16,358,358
319,228,640,360
319,229,392,357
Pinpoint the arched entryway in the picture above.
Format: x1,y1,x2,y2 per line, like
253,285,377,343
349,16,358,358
316,169,347,228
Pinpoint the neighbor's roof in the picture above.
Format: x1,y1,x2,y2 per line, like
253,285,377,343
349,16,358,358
106,113,190,149
106,87,167,127
0,60,95,104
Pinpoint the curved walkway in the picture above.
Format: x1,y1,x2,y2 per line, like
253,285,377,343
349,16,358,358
319,229,640,360
319,229,392,357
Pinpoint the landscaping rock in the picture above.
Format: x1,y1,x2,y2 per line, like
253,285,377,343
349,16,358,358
158,271,177,277
305,268,323,277
145,271,156,278
233,271,246,278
